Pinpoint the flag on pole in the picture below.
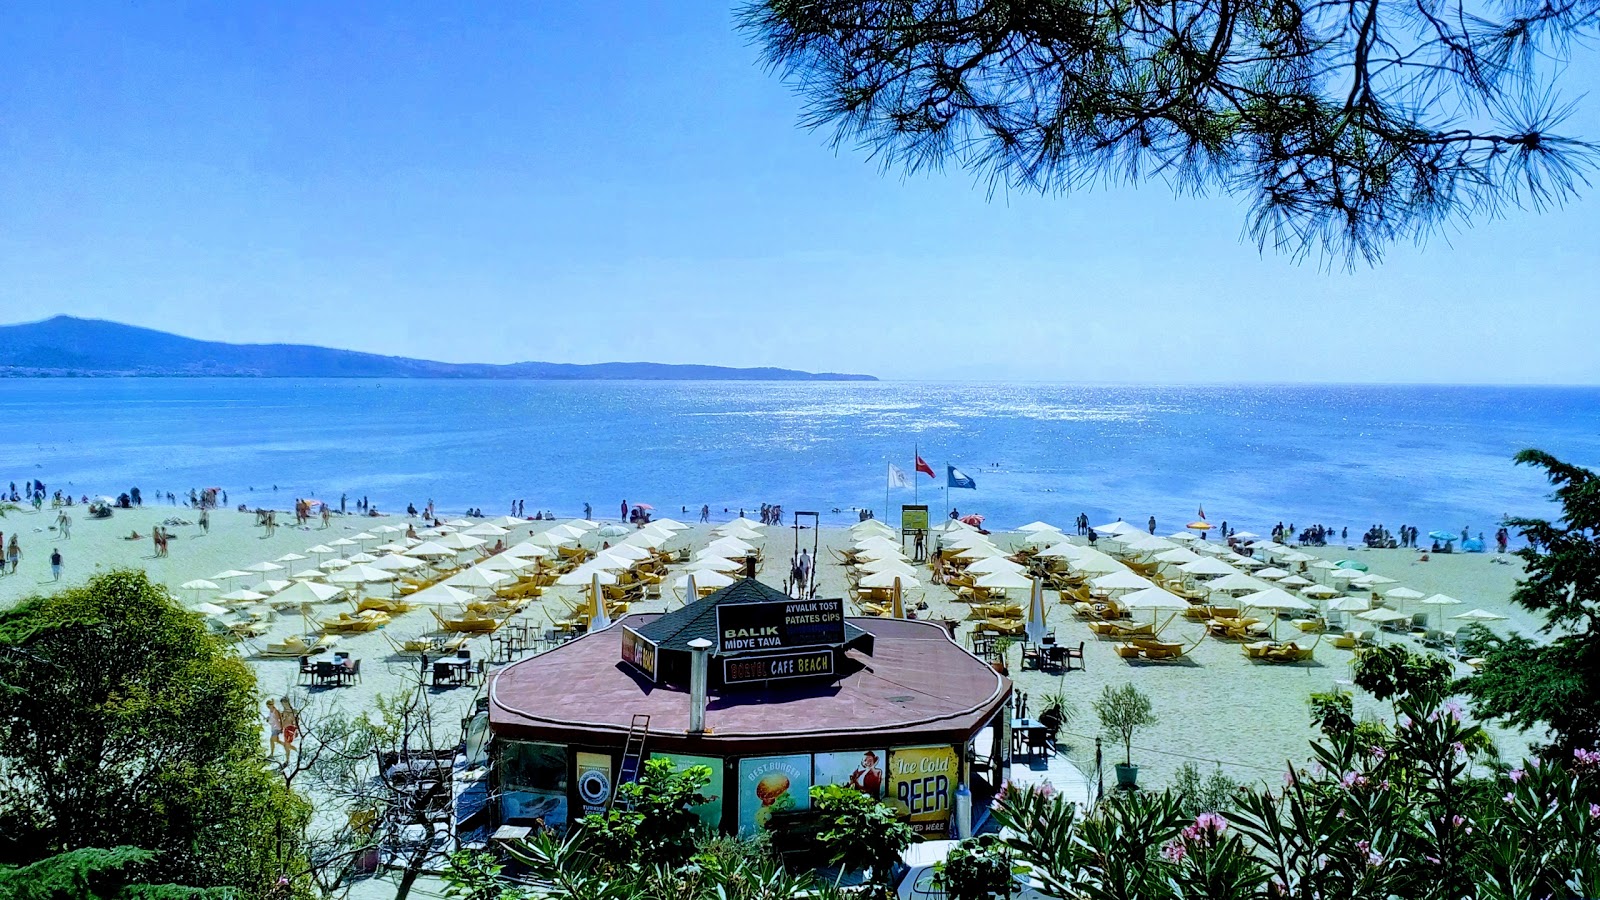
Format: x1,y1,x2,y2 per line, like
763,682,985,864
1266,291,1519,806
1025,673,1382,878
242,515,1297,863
1197,505,1206,520
947,465,976,490
887,463,912,489
915,455,936,479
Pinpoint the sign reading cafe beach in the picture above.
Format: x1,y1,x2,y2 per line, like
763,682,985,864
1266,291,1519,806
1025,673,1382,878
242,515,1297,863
715,598,845,654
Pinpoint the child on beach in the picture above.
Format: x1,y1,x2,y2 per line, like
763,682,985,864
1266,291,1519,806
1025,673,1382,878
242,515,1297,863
7,535,21,573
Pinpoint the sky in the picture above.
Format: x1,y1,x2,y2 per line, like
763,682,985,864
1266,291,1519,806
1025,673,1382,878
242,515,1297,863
2,3,1598,383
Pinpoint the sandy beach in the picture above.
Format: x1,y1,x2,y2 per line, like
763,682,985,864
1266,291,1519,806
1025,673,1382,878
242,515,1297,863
0,501,1541,797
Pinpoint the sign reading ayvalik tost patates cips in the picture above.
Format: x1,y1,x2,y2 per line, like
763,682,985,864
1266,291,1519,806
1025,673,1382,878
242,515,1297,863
715,598,845,654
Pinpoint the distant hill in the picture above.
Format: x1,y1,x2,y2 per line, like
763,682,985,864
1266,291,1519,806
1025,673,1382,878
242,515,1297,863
0,316,877,381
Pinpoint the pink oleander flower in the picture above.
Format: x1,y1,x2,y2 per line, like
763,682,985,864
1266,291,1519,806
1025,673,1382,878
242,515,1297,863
1340,771,1368,789
1370,746,1387,761
1452,741,1466,756
1574,748,1600,767
1367,850,1385,867
1505,793,1516,803
1398,714,1413,730
1378,779,1392,791
1443,700,1463,721
1284,769,1297,786
1451,814,1466,828
1589,803,1599,820
1161,839,1188,863
1510,768,1525,783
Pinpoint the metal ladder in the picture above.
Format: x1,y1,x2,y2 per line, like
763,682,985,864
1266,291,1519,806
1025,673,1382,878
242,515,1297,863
612,714,651,809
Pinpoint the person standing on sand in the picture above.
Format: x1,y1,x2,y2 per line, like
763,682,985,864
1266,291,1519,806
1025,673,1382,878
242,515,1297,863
620,500,628,522
340,493,347,515
701,504,710,523
50,548,62,581
1148,515,1156,535
199,508,209,534
583,502,592,520
6,535,18,574
56,509,71,539
322,505,332,528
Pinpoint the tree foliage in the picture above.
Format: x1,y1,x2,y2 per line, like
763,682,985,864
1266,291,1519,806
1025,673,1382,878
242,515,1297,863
0,848,231,900
809,784,918,888
575,758,713,869
0,571,307,896
1094,682,1157,766
1463,449,1600,758
740,0,1597,265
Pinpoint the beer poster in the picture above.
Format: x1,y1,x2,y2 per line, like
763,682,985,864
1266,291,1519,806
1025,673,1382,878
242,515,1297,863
736,754,811,836
887,745,959,837
575,751,614,816
813,749,886,798
655,753,724,829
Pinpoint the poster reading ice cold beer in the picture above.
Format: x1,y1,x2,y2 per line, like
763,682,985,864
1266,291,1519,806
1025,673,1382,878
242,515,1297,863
887,745,958,837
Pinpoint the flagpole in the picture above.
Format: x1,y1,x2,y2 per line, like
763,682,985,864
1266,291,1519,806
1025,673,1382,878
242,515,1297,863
885,462,891,524
914,443,919,506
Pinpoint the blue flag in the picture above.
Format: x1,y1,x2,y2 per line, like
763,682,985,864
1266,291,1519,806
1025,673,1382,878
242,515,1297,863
947,465,976,490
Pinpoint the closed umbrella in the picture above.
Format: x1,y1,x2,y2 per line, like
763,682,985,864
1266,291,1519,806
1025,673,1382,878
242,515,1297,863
891,578,906,619
1024,578,1048,643
590,574,612,631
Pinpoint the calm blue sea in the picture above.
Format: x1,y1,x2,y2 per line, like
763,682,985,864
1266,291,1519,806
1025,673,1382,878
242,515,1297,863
1,379,1596,534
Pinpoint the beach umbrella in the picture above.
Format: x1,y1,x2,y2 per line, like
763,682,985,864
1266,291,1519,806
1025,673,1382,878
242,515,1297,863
1334,559,1369,572
371,553,427,572
464,523,509,538
1326,568,1360,582
1385,587,1424,603
305,544,336,556
855,535,903,551
1278,574,1313,588
1277,551,1315,564
346,552,378,564
675,569,733,591
437,532,486,551
503,542,550,559
1094,521,1141,535
210,569,252,582
601,543,651,562
552,523,592,539
193,602,231,617
856,547,909,565
1190,541,1230,556
1241,587,1315,639
1231,531,1259,540
950,543,1006,560
1427,530,1459,543
326,564,398,587
486,516,526,529
891,578,905,619
853,519,896,535
861,558,917,577
1179,558,1240,578
652,518,691,532
1120,586,1189,610
590,574,612,631
1328,597,1371,612
373,524,407,534
713,524,763,540
622,531,668,550
246,561,284,574
405,541,456,559
1167,531,1199,543
1070,554,1128,576
275,552,308,564
476,553,536,573
1187,521,1212,531
975,569,1034,590
1301,584,1340,598
446,518,477,528
320,558,353,571
351,532,378,542
1309,559,1339,571
685,556,741,573
1024,578,1048,643
1206,572,1271,595
860,570,919,589
443,567,512,591
1121,536,1179,554
569,519,601,530
181,579,221,592
1017,521,1059,533
251,579,291,595
1419,593,1463,627
1451,608,1507,624
1357,608,1411,634
590,551,637,572
1254,567,1290,580
1230,555,1266,569
966,556,1025,575
597,524,630,538
329,537,358,549
218,589,268,604
273,580,345,605
531,531,576,549
557,566,617,586
1089,570,1155,593
706,537,756,556
372,542,409,554
408,584,479,607
1022,530,1068,548
683,573,699,605
1357,574,1398,587
958,514,986,527
1035,542,1082,559
932,519,974,534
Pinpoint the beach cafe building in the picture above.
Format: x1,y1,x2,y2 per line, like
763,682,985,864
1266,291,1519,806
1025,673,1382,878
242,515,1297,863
487,577,1013,840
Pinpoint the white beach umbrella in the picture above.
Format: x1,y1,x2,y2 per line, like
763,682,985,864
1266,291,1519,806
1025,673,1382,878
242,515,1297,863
1231,555,1267,569
652,517,691,532
486,516,527,528
1451,608,1507,623
622,531,668,550
600,543,651,562
372,542,410,554
596,524,632,538
855,535,903,552
351,532,378,542
531,531,575,549
713,524,763,540
1070,554,1128,576
210,569,252,582
273,581,345,605
1357,574,1398,587
1255,567,1290,580
304,544,336,556
1239,588,1315,612
1278,574,1313,588
861,558,917,577
1230,531,1259,540
475,553,537,573
275,552,308,564
861,569,920,589
932,519,974,533
1190,541,1230,556
685,557,741,573
251,579,292,595
1024,578,1049,644
1036,542,1084,559
551,523,592,539
1328,596,1371,612
465,523,510,538
590,574,613,631
949,543,1005,560
1094,521,1141,535
346,552,378,564
373,524,407,534
706,537,756,556
1017,521,1059,533
590,551,638,571
1206,573,1271,594
676,569,734,591
408,584,480,607
246,561,284,574
1309,559,1339,571
329,537,358,549
218,589,268,604
1419,593,1463,627
942,531,994,549
569,519,601,530
1278,551,1315,564
1301,584,1340,598
503,542,551,559
193,602,231,617
405,541,456,559
725,516,765,530
370,553,427,572
852,520,896,537
1120,586,1190,610
443,567,512,591
1385,587,1424,603
1090,570,1155,593
1180,558,1240,578
1358,608,1410,625
976,569,1034,590
326,564,398,586
1166,531,1199,543
446,518,477,528
1021,530,1068,548
1156,548,1204,565
1122,536,1179,554
181,579,221,592
437,532,486,551
966,556,1025,575
557,566,617,586
320,558,353,571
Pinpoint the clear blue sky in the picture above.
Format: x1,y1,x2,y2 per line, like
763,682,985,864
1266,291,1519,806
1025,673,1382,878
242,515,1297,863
2,3,1597,382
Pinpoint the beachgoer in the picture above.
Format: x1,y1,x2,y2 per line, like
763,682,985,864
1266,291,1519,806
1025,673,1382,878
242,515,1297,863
199,508,209,534
798,549,812,592
700,504,710,523
266,699,285,760
583,502,592,520
620,500,628,521
56,509,71,539
321,505,332,528
1148,515,1156,534
278,697,300,762
7,535,21,574
50,548,62,581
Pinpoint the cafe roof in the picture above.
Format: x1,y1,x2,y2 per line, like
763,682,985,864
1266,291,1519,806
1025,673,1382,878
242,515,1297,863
637,577,871,652
488,615,1009,755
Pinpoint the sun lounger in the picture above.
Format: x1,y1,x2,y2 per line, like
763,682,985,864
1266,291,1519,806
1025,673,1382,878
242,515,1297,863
261,634,338,657
358,596,417,615
319,610,391,634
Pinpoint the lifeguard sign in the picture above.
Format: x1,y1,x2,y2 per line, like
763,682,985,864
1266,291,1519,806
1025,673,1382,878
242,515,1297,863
901,505,929,534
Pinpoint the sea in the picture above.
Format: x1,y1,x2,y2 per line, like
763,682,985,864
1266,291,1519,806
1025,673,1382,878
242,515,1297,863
2,379,1597,536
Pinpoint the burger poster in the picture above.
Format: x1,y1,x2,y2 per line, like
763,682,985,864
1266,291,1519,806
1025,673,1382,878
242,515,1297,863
656,753,724,828
736,754,812,836
887,745,959,837
813,749,886,798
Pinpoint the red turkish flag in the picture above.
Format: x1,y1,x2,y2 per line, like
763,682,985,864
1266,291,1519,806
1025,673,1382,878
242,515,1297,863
915,455,936,479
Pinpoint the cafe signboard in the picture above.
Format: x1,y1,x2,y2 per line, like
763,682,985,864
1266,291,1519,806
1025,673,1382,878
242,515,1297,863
715,598,845,654
620,626,658,682
723,649,835,685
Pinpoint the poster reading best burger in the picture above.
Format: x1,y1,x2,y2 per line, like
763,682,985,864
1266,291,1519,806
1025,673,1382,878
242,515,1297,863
887,745,959,837
736,755,811,836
